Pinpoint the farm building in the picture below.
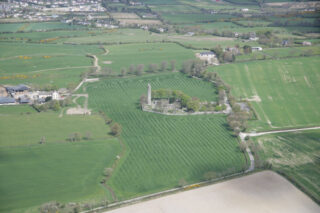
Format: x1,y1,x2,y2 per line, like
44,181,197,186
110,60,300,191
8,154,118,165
0,97,15,105
5,84,29,94
19,97,30,104
303,41,312,46
252,47,263,51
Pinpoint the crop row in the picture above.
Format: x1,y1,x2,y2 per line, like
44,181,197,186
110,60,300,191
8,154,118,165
87,73,246,200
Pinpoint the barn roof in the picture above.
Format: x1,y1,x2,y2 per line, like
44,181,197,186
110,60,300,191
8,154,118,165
0,97,15,104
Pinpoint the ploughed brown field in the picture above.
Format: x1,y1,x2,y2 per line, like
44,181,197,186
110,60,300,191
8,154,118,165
107,171,320,213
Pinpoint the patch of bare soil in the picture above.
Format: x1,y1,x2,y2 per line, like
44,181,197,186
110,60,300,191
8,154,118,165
169,35,234,42
265,2,320,9
246,95,261,102
103,61,112,64
119,19,162,25
111,13,140,19
66,108,91,115
107,171,320,213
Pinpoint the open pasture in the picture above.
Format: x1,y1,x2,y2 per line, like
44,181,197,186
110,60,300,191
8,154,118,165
65,28,166,44
0,139,121,213
0,105,122,212
0,30,98,43
0,22,85,33
87,73,247,200
0,111,112,147
0,42,102,87
212,56,320,130
252,130,320,202
99,42,195,74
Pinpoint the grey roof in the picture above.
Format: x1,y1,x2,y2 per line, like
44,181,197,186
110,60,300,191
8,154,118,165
19,97,30,104
6,84,29,92
200,52,215,56
0,97,15,104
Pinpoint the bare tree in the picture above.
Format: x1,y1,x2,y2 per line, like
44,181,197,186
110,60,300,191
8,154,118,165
129,64,136,74
120,68,127,77
170,60,176,72
39,136,46,144
161,61,168,72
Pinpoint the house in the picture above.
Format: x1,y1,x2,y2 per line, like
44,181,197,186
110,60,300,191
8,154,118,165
282,40,289,46
249,32,259,41
0,97,15,105
303,41,312,46
252,47,263,51
52,91,60,100
241,8,249,12
158,28,165,33
186,32,195,36
196,52,219,65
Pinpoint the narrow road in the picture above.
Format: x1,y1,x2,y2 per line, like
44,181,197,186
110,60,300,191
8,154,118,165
240,126,320,172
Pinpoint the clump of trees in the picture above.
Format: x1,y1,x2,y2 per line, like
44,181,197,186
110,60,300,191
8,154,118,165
181,59,206,78
33,97,72,112
111,122,122,136
151,89,200,112
210,46,236,63
227,111,250,136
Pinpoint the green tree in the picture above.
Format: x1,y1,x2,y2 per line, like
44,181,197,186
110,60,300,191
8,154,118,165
186,99,200,112
170,60,176,72
160,61,168,72
243,45,252,54
111,123,122,136
51,100,60,111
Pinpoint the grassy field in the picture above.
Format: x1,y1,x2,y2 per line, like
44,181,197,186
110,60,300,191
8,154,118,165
0,106,122,212
0,110,112,147
99,42,195,74
87,72,247,200
236,46,320,62
0,22,85,33
0,42,102,87
212,56,320,131
65,28,166,44
0,140,121,213
252,130,320,202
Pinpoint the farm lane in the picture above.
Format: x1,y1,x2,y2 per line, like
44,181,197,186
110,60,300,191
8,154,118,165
240,126,320,172
31,66,93,73
86,54,101,73
241,126,320,138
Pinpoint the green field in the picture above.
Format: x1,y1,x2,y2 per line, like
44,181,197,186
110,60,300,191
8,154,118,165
0,110,112,147
0,107,122,212
87,72,247,200
0,22,85,33
99,42,195,74
0,42,102,87
252,130,320,202
212,56,320,131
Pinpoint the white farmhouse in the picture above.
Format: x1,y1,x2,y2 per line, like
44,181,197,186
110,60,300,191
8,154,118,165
196,52,219,65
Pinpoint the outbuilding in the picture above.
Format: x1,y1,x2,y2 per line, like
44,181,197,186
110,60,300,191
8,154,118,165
0,97,15,105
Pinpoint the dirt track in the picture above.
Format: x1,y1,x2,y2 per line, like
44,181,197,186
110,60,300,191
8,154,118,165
106,171,320,213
